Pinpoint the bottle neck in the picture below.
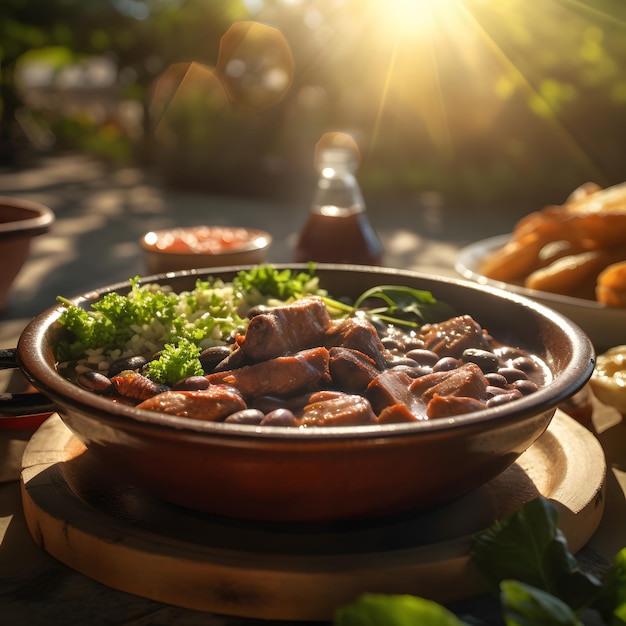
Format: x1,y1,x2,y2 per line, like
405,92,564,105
311,171,365,216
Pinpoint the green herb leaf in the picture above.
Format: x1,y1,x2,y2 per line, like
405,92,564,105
55,299,117,361
334,593,467,626
471,497,601,610
325,285,455,328
145,341,203,386
500,580,584,626
233,263,325,303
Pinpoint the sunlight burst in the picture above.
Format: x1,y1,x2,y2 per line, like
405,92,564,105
374,0,462,41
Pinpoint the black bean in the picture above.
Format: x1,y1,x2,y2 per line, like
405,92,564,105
173,376,210,391
390,365,429,378
462,348,499,373
108,355,148,378
381,337,403,351
497,347,525,361
405,349,439,367
486,389,523,407
387,356,419,368
498,367,528,383
225,409,264,425
512,379,539,395
199,345,232,371
403,337,424,351
485,385,509,399
433,357,460,372
510,356,538,373
77,371,112,393
260,408,299,427
484,372,508,388
252,396,288,413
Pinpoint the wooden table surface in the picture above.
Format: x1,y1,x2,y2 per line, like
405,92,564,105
1,154,624,625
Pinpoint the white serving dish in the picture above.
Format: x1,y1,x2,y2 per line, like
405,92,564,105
455,234,626,351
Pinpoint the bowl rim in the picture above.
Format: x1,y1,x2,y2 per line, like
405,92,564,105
0,196,55,240
140,226,272,257
16,263,595,441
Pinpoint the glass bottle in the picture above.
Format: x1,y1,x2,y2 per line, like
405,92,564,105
293,133,384,265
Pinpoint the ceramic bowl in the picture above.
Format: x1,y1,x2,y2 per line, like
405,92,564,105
0,196,55,312
13,265,594,523
140,226,272,274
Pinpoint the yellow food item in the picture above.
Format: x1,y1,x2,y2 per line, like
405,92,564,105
524,251,605,299
525,247,626,300
589,345,626,414
596,261,626,307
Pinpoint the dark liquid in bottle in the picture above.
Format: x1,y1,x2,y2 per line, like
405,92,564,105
294,210,384,265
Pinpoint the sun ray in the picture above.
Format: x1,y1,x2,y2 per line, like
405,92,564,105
368,40,400,161
457,0,610,183
556,0,626,26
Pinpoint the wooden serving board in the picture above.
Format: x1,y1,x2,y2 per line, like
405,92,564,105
20,411,606,621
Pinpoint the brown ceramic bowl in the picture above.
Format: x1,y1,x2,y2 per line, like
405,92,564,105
0,196,55,312
140,226,272,274
14,265,594,523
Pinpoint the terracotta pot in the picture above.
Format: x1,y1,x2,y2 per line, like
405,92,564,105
9,265,594,523
0,197,55,312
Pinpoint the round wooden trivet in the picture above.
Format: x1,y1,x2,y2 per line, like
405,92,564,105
20,411,605,621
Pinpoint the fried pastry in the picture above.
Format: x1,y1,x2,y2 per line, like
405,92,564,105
478,181,626,305
596,261,626,307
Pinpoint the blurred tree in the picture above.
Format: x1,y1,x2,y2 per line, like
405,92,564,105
2,0,626,208
0,0,248,164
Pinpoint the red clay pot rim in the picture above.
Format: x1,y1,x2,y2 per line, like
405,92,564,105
15,264,596,441
0,196,55,240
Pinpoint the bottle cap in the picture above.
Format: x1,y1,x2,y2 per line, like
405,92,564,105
314,132,360,175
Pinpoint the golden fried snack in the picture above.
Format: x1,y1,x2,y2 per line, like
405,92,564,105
566,181,626,214
565,181,602,203
525,247,626,300
479,182,626,286
596,261,626,307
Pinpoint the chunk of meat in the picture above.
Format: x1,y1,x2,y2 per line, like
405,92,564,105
426,393,487,419
329,347,381,393
205,347,331,399
376,403,421,424
367,363,489,421
301,393,376,427
325,316,390,368
409,362,488,403
366,370,422,415
236,297,331,362
111,370,169,401
418,315,492,358
136,385,246,421
414,362,487,400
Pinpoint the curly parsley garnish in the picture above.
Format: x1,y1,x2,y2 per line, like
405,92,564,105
55,265,453,379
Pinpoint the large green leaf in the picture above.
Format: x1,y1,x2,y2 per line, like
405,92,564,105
471,497,601,610
334,594,467,626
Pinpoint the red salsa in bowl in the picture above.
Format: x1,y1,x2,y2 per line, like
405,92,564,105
141,226,272,273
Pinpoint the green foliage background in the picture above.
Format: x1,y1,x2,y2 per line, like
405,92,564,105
1,0,626,210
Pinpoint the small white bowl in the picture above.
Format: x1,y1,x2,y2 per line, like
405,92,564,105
141,226,272,274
